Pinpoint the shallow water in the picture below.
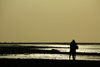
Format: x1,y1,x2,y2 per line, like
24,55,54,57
0,44,100,61
16,44,100,53
0,53,100,61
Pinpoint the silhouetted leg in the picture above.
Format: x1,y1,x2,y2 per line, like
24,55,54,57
69,53,71,60
74,54,76,60
72,53,76,60
72,54,75,60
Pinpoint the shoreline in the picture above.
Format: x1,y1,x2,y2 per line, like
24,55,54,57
0,42,100,45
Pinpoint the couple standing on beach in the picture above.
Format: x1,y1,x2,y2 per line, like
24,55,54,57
69,39,78,60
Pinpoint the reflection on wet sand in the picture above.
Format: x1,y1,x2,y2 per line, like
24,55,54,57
0,44,100,61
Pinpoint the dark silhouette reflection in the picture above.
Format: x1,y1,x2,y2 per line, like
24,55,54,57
69,40,78,60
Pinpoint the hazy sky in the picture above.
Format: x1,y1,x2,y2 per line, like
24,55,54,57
0,0,100,42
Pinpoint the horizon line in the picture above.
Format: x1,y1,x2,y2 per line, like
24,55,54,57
0,42,100,45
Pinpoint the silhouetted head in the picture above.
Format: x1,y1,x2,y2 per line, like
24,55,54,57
72,39,77,44
72,39,75,43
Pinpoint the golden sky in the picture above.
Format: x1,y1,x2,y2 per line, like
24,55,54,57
0,0,100,42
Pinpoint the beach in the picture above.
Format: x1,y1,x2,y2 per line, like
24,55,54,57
0,44,100,60
0,43,100,66
0,53,100,61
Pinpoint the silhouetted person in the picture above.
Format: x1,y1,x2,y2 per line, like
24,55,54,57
69,40,78,60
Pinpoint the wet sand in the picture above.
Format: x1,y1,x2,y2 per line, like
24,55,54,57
0,45,100,61
0,44,100,66
0,53,100,61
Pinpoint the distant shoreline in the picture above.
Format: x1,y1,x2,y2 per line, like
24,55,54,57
0,42,100,45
